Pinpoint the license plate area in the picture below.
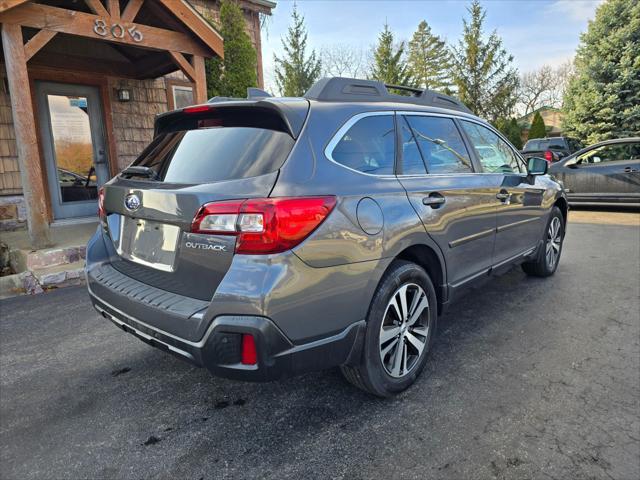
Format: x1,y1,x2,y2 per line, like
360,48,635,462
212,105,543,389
112,215,181,272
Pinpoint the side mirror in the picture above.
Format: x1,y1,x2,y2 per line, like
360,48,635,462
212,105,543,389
527,157,548,176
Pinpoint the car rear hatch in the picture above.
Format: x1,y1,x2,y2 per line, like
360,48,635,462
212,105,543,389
100,99,309,302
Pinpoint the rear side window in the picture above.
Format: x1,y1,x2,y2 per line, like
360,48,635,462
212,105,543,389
404,116,472,174
461,121,523,173
399,116,428,174
330,115,395,175
131,127,294,184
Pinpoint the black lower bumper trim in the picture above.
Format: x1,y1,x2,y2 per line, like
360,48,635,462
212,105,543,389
90,291,365,382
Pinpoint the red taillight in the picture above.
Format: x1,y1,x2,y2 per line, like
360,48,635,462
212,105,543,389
544,150,553,163
98,187,105,219
191,196,337,254
241,334,257,365
183,105,213,114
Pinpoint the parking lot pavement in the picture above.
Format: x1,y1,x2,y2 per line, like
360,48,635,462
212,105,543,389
1,221,639,480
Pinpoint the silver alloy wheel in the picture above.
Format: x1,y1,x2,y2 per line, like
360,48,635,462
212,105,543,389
546,216,562,269
379,283,429,378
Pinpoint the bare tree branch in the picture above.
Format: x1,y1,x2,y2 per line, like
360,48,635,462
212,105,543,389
517,60,574,115
320,43,367,78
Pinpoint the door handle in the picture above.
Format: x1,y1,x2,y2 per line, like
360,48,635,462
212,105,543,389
422,193,446,208
496,190,511,202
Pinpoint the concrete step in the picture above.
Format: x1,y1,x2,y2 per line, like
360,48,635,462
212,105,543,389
14,245,87,271
32,260,85,289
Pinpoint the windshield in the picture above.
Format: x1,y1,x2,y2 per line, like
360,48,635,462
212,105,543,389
129,127,295,184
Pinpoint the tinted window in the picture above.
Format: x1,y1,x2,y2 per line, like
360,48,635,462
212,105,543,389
331,115,395,175
524,138,566,151
405,116,472,174
132,127,295,184
399,116,427,174
461,121,523,173
577,142,640,164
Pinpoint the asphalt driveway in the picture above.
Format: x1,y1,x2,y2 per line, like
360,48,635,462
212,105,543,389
1,220,639,479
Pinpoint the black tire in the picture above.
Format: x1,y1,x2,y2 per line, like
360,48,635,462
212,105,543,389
522,206,565,277
341,260,437,397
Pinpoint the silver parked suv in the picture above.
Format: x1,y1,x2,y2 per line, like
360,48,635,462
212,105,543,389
86,78,567,396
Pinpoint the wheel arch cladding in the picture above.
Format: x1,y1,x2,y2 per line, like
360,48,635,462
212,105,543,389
555,197,568,225
395,244,445,315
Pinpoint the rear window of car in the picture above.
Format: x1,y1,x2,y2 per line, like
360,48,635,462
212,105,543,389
130,126,294,184
523,138,566,151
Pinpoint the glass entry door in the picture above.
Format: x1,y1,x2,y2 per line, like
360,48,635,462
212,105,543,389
36,82,110,219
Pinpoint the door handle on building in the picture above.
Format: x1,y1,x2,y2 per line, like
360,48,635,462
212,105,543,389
422,193,446,208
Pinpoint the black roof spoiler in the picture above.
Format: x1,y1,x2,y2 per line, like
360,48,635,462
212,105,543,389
304,77,473,114
155,89,308,139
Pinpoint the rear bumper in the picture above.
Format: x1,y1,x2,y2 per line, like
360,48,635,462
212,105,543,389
89,286,365,382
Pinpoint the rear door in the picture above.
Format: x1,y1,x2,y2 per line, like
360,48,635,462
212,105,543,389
101,105,302,301
396,114,499,287
459,120,545,266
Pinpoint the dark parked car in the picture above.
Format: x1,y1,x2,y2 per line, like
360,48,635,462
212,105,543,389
549,138,640,207
86,78,568,397
522,136,584,163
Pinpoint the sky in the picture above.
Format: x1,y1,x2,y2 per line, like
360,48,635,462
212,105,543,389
260,0,604,93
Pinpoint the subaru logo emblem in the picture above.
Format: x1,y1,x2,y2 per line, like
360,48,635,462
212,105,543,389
124,194,141,211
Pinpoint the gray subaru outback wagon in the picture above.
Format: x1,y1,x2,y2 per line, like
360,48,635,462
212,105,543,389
86,78,567,397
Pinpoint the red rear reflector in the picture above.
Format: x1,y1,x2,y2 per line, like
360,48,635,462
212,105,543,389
241,334,257,365
191,196,337,254
544,150,553,162
98,187,105,219
183,105,212,114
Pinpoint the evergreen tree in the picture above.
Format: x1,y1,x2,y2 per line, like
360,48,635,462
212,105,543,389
406,20,453,92
369,22,411,87
450,1,519,121
528,111,546,140
493,117,523,149
508,118,523,149
205,0,257,98
274,3,322,96
563,0,640,143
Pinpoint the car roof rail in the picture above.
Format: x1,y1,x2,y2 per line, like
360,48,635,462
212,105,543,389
304,77,473,114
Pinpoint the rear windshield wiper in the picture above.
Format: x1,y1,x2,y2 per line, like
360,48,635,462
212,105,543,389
121,166,160,180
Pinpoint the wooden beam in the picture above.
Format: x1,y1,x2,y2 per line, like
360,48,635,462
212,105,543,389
23,30,58,61
1,24,52,248
158,0,224,59
252,12,264,89
107,0,120,20
121,0,144,23
0,3,212,57
193,55,207,103
0,0,28,14
169,51,196,83
84,0,109,18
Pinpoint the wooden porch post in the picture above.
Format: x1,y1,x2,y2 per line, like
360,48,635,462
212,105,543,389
193,55,207,104
1,23,52,248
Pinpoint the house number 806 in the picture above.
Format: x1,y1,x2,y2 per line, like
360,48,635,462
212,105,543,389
93,19,143,42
